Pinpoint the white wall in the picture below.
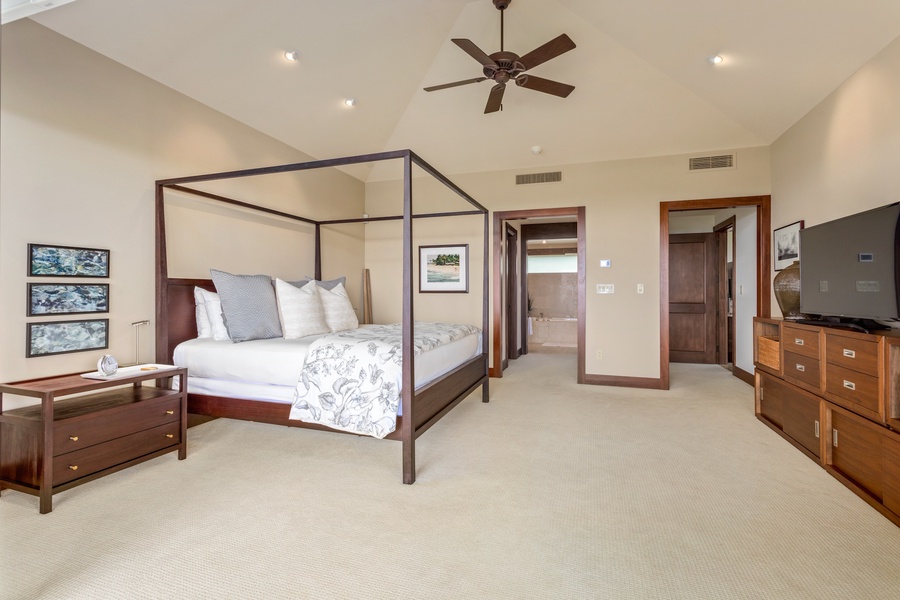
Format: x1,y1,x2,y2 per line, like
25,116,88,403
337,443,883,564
0,21,364,407
771,33,900,316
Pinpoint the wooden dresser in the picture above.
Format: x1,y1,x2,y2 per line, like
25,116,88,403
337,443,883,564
0,367,187,513
754,318,900,526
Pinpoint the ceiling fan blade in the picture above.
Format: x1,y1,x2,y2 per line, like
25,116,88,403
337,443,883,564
424,77,488,92
515,74,575,98
485,83,505,114
518,33,576,71
452,38,499,69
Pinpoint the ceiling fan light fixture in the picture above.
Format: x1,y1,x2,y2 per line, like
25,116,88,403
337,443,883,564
708,54,724,65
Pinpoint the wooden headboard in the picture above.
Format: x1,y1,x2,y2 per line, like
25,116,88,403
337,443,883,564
156,278,214,365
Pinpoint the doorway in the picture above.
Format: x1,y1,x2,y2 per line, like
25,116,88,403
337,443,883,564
659,196,771,389
492,207,586,381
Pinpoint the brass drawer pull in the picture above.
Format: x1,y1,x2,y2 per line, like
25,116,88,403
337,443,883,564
165,433,174,439
794,338,804,346
843,380,856,391
842,348,856,359
69,436,79,441
68,465,78,471
165,410,174,415
795,364,805,372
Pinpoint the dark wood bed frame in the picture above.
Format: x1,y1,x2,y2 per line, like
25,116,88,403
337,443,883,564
155,150,489,484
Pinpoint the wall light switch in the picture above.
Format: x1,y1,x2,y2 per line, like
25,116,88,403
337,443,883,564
637,284,644,294
596,284,614,294
600,259,611,268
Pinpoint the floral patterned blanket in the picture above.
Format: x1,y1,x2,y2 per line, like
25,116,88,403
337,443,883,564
288,322,481,438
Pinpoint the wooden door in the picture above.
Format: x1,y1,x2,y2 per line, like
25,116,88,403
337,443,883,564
506,224,519,362
669,233,718,363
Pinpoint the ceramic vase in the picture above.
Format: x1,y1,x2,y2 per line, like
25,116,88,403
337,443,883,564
774,260,803,320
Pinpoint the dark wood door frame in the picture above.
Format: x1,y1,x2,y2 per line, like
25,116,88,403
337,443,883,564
714,216,736,366
505,224,519,364
659,196,771,390
492,207,586,381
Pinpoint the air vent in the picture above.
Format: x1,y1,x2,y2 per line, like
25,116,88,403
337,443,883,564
689,154,734,171
516,171,563,185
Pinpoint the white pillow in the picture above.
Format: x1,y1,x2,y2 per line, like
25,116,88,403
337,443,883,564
196,287,230,341
318,282,359,332
193,287,212,338
275,279,330,339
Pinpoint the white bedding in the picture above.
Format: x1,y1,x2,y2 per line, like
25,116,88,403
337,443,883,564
173,325,481,404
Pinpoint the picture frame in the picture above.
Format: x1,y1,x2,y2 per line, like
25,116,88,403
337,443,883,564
28,243,110,278
774,220,804,271
27,283,110,316
26,319,109,358
419,244,468,293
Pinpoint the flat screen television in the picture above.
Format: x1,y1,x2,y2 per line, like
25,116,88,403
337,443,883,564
799,202,900,330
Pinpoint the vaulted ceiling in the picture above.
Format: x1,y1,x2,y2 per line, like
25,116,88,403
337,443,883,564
22,0,900,181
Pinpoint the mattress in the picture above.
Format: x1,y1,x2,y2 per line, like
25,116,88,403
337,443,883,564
173,325,481,404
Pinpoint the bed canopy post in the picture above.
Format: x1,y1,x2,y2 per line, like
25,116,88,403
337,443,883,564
155,182,169,365
314,223,322,280
482,210,490,402
401,153,416,484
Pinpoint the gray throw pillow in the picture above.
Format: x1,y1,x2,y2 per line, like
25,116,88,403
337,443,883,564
286,276,347,291
210,269,283,342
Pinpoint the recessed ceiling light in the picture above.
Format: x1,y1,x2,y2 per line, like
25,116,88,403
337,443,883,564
531,145,543,155
344,98,357,107
284,50,300,61
708,55,724,65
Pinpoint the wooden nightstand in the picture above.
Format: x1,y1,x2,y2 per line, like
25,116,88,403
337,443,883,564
0,366,187,513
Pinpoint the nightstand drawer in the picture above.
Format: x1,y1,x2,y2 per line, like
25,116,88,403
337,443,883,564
54,396,181,456
825,364,880,417
825,334,878,376
783,350,820,390
53,422,181,486
783,325,820,359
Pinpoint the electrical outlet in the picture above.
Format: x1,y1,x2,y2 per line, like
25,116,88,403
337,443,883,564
637,283,644,294
596,350,602,360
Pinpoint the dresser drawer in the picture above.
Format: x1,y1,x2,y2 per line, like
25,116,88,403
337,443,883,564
54,396,181,456
783,350,821,390
825,364,880,418
825,333,878,376
782,325,820,359
53,421,181,486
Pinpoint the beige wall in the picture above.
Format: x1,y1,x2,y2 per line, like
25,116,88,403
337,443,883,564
0,21,363,404
368,148,771,379
771,34,900,318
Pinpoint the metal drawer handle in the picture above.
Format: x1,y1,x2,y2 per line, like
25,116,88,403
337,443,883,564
794,338,804,346
842,348,856,359
795,364,805,372
833,429,839,447
843,380,856,391
69,436,79,441
815,420,820,438
68,465,78,471
165,410,174,415
165,433,174,439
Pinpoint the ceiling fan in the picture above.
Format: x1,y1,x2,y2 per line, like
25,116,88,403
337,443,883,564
424,0,576,113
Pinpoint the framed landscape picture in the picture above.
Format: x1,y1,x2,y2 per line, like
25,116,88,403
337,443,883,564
28,243,110,277
27,283,110,316
26,319,109,358
774,220,804,271
419,244,468,293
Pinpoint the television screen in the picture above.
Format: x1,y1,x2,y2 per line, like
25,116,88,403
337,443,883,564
799,202,900,322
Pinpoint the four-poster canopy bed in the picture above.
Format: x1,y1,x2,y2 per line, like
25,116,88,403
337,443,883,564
155,149,490,484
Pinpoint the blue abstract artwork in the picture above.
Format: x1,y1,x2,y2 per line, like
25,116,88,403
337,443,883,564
28,284,109,316
27,319,109,357
28,244,110,277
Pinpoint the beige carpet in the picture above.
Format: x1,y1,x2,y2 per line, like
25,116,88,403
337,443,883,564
2,356,900,599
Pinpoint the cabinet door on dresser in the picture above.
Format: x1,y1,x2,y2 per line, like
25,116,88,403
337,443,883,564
883,434,900,516
782,386,822,459
758,372,784,429
829,408,884,502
